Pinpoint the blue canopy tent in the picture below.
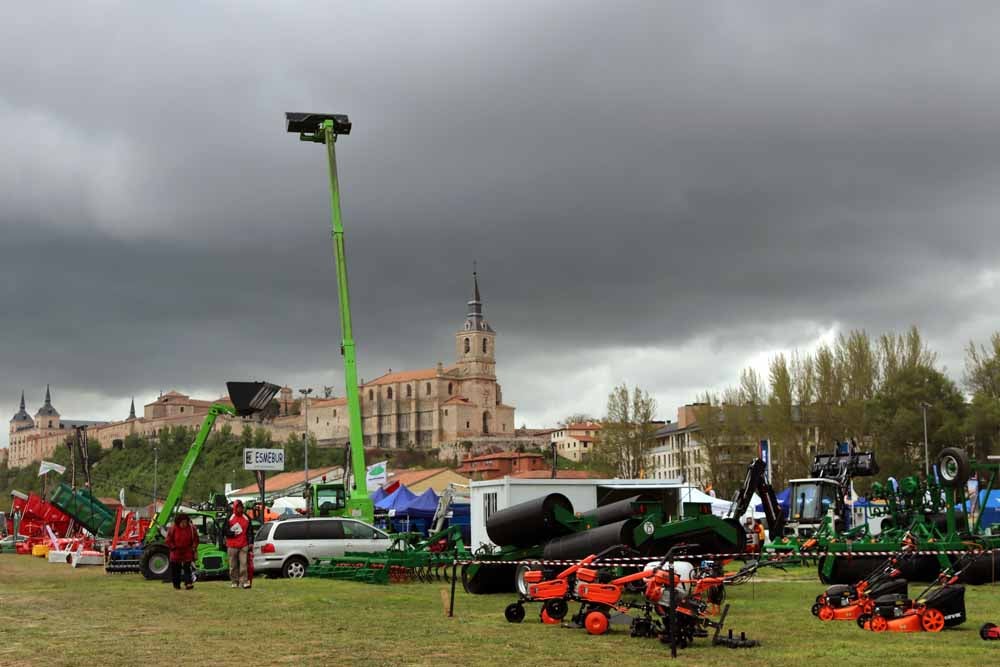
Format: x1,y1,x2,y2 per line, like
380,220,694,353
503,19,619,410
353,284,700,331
755,488,791,517
958,490,1000,530
374,484,417,512
406,488,440,518
370,485,390,504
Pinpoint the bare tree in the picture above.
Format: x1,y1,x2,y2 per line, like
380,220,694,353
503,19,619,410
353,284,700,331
595,385,657,478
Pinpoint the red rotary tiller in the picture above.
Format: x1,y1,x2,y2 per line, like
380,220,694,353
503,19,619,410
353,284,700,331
504,553,601,624
858,550,983,633
812,537,917,624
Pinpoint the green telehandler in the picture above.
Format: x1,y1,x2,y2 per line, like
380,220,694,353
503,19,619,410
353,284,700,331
109,381,280,580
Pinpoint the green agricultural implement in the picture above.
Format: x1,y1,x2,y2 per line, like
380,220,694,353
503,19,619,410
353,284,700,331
307,525,471,585
48,483,118,537
785,448,1000,584
461,493,748,595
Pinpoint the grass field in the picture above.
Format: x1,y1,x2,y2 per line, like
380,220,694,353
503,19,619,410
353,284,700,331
1,554,997,666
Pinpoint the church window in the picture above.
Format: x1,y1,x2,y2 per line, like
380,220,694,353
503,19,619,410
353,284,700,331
466,421,470,429
464,338,470,353
387,388,393,399
48,420,52,428
425,382,431,396
368,390,374,401
406,384,412,398
482,338,487,353
444,409,448,416
447,383,453,395
316,417,319,424
333,410,337,417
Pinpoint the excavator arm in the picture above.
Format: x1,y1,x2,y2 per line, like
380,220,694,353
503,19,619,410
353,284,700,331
730,459,786,538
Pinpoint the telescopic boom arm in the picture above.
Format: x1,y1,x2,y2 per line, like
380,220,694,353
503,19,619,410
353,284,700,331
286,112,373,523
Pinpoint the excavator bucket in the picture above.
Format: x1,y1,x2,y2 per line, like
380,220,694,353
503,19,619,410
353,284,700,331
226,382,281,416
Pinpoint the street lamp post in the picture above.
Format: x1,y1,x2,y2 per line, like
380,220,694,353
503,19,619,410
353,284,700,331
299,387,314,514
920,401,932,479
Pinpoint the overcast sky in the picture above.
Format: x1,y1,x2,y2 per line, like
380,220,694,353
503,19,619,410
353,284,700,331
4,2,1000,448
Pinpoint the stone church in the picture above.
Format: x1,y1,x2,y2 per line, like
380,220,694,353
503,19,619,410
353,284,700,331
306,271,517,450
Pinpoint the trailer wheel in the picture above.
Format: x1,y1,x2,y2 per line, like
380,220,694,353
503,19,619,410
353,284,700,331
140,545,171,581
937,447,970,488
504,603,525,623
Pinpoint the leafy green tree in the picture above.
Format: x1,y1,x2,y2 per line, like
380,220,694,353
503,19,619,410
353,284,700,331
964,333,1000,460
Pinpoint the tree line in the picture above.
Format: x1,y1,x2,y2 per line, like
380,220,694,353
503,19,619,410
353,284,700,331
693,327,1000,497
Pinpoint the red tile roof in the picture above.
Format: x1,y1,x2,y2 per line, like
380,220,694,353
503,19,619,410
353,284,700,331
232,465,342,496
566,421,602,430
443,396,471,405
310,397,347,408
364,368,448,386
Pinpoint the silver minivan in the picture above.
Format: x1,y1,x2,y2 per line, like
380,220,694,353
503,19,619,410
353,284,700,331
254,517,391,578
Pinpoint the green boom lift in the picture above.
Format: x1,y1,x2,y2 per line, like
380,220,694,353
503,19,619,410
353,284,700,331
286,112,373,524
133,381,280,580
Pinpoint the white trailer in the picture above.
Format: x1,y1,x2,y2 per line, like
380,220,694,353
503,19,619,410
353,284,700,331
470,477,688,551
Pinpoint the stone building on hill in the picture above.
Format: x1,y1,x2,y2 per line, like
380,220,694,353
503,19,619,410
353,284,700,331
4,272,523,468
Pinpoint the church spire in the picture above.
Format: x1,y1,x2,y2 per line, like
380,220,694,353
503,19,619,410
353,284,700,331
35,385,58,417
44,384,51,406
128,397,136,420
463,264,493,332
11,390,32,424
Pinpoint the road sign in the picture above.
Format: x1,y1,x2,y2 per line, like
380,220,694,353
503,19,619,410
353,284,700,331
243,448,285,471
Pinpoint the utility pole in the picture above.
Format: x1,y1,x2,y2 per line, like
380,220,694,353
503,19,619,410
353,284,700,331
920,401,932,479
152,444,159,514
300,387,313,515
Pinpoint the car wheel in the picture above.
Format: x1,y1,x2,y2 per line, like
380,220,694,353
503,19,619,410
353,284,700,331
283,557,308,579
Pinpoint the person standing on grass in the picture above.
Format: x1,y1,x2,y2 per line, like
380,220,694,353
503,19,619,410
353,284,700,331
226,500,253,589
165,513,199,590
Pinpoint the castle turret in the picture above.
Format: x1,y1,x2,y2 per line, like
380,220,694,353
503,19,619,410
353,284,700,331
9,390,33,437
34,385,60,430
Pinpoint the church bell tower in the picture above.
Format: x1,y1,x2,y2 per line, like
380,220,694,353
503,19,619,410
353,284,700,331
455,268,496,379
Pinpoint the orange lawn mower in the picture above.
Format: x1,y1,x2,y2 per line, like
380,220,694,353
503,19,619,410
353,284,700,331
858,550,983,633
811,536,917,625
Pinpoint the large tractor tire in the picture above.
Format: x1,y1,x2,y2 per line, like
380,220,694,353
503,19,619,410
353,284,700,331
937,447,970,488
140,544,171,581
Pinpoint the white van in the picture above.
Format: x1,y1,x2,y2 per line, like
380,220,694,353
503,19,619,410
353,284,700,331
254,517,391,578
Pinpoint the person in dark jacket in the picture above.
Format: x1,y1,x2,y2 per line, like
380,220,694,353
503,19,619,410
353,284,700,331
165,513,199,590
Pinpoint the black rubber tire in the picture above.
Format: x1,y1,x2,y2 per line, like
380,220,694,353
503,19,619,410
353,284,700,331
937,447,970,488
857,614,870,629
139,544,171,581
504,602,526,623
981,622,997,640
811,603,822,617
544,598,569,620
282,556,308,579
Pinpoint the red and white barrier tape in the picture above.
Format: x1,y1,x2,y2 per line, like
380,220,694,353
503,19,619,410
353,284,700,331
454,548,1000,567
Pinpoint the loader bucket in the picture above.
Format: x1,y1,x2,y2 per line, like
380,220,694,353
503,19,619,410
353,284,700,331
226,382,281,416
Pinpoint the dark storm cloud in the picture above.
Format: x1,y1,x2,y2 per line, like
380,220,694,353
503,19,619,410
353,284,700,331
4,2,1000,433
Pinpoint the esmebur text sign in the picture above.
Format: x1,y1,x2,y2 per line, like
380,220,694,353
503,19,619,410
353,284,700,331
244,448,285,471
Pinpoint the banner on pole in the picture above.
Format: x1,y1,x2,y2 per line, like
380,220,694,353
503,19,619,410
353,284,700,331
366,460,388,488
759,440,771,481
38,461,66,476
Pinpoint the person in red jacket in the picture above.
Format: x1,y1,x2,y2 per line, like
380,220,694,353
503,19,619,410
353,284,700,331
226,500,253,589
165,513,199,590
